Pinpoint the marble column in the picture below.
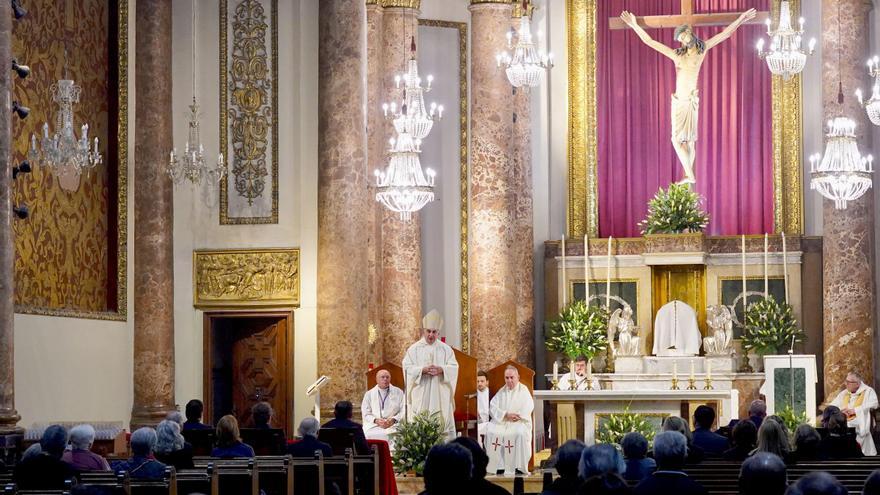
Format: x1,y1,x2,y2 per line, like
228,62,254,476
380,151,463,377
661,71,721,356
366,1,385,365
131,0,176,428
469,0,519,369
380,1,422,365
0,0,20,435
317,0,370,407
821,0,876,398
512,84,535,367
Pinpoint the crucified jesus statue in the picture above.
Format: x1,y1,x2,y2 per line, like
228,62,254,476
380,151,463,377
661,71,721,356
619,9,756,184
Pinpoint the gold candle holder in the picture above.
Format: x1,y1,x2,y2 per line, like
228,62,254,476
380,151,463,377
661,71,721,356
585,379,594,390
568,378,577,390
550,378,560,391
686,377,697,390
670,377,680,390
703,378,714,390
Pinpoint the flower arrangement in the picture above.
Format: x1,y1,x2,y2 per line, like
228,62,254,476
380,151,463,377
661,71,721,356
639,183,710,234
742,297,804,355
777,405,810,435
389,411,445,475
546,300,609,361
596,408,657,445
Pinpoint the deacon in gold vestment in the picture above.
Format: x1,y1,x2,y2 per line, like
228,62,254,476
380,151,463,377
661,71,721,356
830,372,879,456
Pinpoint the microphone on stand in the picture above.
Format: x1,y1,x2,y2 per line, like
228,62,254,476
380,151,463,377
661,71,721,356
788,333,797,413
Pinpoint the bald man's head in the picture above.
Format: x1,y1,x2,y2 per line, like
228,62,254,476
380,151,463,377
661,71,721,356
376,370,391,389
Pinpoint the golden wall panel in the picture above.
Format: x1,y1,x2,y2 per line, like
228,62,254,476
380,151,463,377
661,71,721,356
193,248,300,308
12,0,126,318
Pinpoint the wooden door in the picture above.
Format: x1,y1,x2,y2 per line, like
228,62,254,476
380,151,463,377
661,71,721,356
231,317,289,433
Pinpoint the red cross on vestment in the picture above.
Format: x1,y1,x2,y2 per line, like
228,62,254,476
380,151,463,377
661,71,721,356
491,438,502,451
504,440,515,454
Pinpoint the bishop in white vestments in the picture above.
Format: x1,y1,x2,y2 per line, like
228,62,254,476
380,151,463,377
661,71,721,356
830,372,879,456
652,300,701,356
486,366,534,475
557,355,600,391
402,310,459,439
361,369,405,446
477,371,490,444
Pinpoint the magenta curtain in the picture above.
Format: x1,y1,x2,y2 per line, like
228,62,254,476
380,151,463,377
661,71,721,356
597,0,773,237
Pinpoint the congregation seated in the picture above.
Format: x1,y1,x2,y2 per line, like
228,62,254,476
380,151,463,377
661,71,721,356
751,417,793,463
863,470,880,495
183,399,213,431
785,471,848,495
621,432,655,483
165,410,184,426
242,402,286,455
419,443,473,495
691,405,728,457
578,474,631,495
153,419,194,470
542,439,585,495
14,424,76,490
820,405,840,428
818,411,863,459
251,401,274,429
287,417,332,458
792,424,823,462
111,427,167,479
62,424,110,472
634,431,707,495
320,400,370,455
211,414,256,458
738,452,787,495
451,436,510,495
722,419,757,461
660,416,703,464
578,444,630,495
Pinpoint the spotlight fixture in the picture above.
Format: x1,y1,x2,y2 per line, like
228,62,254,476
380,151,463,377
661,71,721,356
11,59,28,79
10,0,25,20
12,205,28,219
12,101,28,119
11,160,30,179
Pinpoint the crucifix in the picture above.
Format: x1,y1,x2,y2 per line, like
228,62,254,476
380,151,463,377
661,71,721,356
608,1,769,185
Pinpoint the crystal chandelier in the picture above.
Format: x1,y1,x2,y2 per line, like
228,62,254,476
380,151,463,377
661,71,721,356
375,130,436,221
496,0,553,89
168,0,225,186
809,117,873,210
855,56,880,126
756,0,815,80
382,37,442,141
29,78,102,181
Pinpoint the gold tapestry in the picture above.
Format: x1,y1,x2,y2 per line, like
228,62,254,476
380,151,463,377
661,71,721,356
12,0,121,315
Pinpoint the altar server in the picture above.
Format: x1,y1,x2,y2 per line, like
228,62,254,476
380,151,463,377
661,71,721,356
361,369,405,445
557,355,600,391
486,366,534,475
477,370,491,444
403,309,459,439
830,371,879,455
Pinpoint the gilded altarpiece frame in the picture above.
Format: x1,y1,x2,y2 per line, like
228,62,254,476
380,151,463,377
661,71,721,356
219,0,279,224
566,0,804,238
193,248,300,309
13,0,128,320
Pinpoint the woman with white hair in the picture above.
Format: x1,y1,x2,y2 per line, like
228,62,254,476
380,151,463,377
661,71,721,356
111,427,167,479
61,424,110,472
154,420,194,470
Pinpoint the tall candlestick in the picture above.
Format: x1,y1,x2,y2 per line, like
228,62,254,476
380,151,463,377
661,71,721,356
690,359,695,380
673,361,678,379
742,235,747,312
606,237,612,308
553,361,559,382
763,233,769,298
782,232,789,304
561,235,567,307
584,235,590,302
706,361,712,380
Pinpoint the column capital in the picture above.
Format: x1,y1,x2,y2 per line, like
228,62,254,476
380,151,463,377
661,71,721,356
381,0,420,8
470,0,513,4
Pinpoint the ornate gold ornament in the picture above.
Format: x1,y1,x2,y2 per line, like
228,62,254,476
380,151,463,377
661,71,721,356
193,248,300,308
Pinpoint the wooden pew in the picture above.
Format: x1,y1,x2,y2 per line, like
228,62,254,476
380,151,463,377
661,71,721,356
683,459,880,495
210,459,258,495
181,429,216,457
3,479,73,495
177,465,219,495
323,450,356,495
289,452,326,495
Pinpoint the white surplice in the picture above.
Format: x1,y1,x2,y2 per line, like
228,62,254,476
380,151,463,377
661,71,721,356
477,388,490,445
402,338,459,438
652,300,701,356
485,383,534,474
361,384,405,444
831,383,879,456
557,372,600,391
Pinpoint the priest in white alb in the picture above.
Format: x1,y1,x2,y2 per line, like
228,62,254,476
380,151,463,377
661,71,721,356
652,300,701,356
486,366,533,475
557,355,600,391
402,310,459,439
830,371,879,455
477,370,490,445
361,369,405,447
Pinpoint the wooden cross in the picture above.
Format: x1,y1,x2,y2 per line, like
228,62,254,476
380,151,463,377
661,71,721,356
608,0,769,30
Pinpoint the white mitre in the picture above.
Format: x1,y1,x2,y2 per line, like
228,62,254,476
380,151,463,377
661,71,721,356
423,309,444,331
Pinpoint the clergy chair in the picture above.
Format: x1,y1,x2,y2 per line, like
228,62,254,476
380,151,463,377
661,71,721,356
452,348,478,439
487,360,537,472
364,362,404,390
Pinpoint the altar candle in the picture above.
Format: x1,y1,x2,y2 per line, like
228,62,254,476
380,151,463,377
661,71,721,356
586,359,593,382
584,235,590,302
673,361,678,379
553,360,559,382
782,232,789,304
561,234,567,307
690,360,695,380
764,233,769,298
606,237,613,308
741,235,747,309
706,361,712,380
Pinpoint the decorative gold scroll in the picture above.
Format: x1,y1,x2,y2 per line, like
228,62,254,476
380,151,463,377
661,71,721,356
193,248,300,308
566,0,804,238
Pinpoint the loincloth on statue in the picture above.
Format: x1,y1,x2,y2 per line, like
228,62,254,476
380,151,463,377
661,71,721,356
671,90,699,143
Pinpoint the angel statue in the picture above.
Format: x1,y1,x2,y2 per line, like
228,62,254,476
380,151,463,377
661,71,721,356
703,304,734,355
609,306,641,357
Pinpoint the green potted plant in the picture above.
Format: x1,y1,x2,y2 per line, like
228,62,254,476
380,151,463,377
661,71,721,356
640,183,710,253
389,411,445,476
596,408,657,445
546,300,609,366
742,297,804,371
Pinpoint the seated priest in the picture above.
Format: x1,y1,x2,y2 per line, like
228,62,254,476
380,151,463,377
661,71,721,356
652,300,701,357
485,365,534,475
558,355,600,391
829,371,879,456
361,369,405,446
477,370,490,445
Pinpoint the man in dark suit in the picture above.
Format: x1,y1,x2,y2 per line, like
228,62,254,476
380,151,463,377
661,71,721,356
288,417,333,458
183,399,213,430
691,405,729,457
634,431,708,495
320,401,371,455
